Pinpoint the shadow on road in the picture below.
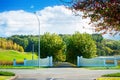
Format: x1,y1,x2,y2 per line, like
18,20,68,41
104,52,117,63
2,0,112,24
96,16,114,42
53,62,77,68
16,78,36,80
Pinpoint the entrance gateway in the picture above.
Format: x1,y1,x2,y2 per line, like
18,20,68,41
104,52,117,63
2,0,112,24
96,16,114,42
13,56,53,67
77,56,120,67
13,56,120,67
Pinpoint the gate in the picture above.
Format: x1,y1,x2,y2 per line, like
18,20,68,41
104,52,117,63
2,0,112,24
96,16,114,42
13,56,53,67
77,56,119,67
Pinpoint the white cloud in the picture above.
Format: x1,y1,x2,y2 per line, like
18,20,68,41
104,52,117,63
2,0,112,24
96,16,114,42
0,10,39,36
0,6,94,37
37,6,93,34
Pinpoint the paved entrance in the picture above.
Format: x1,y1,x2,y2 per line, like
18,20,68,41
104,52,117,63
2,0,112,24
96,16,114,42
1,68,120,80
54,62,76,68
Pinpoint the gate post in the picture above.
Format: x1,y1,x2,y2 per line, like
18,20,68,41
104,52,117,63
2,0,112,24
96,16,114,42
49,56,53,67
104,59,106,66
24,58,27,66
114,59,117,66
77,56,80,67
13,59,16,66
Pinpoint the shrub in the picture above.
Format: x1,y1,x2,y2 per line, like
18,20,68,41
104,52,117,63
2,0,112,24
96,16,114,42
0,71,15,76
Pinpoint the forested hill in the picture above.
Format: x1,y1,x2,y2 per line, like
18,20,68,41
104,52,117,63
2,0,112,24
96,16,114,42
0,38,24,52
7,35,38,52
6,34,120,56
92,34,120,56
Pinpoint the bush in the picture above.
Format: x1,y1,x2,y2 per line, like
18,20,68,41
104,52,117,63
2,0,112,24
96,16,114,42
102,73,120,77
0,71,15,76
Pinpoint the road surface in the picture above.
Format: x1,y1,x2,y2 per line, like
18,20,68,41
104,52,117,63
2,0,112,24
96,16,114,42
1,62,120,80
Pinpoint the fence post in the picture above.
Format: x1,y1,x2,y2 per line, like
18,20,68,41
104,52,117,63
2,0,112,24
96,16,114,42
24,58,27,66
13,59,16,66
104,59,106,66
114,59,117,66
77,56,80,67
49,56,53,67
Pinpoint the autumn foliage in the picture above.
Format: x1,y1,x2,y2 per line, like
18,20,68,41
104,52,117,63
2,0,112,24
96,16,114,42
61,0,120,34
0,38,24,52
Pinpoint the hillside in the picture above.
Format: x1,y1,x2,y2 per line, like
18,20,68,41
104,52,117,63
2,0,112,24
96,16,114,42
0,49,38,64
0,38,24,52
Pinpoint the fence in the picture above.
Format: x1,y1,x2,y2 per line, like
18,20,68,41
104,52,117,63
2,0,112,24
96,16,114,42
13,56,53,67
77,56,120,67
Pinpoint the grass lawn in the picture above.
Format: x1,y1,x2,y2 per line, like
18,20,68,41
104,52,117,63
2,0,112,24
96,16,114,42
0,71,15,80
102,73,120,77
0,65,40,69
80,66,120,70
97,77,120,80
0,49,38,65
97,73,120,80
0,76,11,80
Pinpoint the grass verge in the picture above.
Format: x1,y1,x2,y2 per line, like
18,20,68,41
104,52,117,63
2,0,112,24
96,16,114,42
0,65,48,69
0,71,15,80
0,71,15,76
0,76,11,80
80,66,120,70
97,73,120,80
102,73,120,77
97,77,120,80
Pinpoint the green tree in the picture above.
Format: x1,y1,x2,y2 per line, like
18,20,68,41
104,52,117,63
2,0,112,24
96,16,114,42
8,36,28,50
66,32,96,63
18,46,24,52
6,40,13,49
97,48,106,56
92,34,103,42
40,33,66,61
8,35,40,52
55,50,66,62
1,39,7,49
13,43,17,50
102,39,120,55
103,46,113,56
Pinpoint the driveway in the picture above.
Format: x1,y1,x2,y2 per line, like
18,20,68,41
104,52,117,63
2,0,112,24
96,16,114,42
1,68,120,80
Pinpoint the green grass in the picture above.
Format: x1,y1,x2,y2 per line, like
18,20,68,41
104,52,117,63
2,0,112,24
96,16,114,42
97,77,120,80
0,76,11,80
0,65,37,69
0,71,15,80
0,49,38,65
0,71,15,76
102,73,120,77
80,66,120,70
1,66,48,69
97,73,120,80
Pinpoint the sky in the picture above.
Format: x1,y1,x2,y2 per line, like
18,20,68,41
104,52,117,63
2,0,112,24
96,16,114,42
0,0,119,40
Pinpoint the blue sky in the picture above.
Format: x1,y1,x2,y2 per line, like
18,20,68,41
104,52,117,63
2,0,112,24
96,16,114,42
0,0,119,40
0,0,62,12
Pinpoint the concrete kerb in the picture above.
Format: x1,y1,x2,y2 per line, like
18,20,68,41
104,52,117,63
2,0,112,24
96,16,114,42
9,75,18,80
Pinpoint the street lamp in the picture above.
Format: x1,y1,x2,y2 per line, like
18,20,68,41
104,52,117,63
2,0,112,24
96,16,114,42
32,43,34,60
34,12,40,67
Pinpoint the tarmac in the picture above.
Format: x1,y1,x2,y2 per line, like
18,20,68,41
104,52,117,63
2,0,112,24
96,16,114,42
1,62,120,80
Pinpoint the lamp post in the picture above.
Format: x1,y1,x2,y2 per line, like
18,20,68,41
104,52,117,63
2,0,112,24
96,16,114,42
32,43,34,60
34,12,40,68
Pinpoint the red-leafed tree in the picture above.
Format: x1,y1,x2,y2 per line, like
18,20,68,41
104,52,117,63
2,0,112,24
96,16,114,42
60,0,120,34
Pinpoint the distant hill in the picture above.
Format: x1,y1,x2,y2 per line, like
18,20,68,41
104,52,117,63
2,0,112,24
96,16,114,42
0,49,38,65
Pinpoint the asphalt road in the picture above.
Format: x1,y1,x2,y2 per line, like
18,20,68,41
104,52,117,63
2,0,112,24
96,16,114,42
1,62,120,80
1,68,120,80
